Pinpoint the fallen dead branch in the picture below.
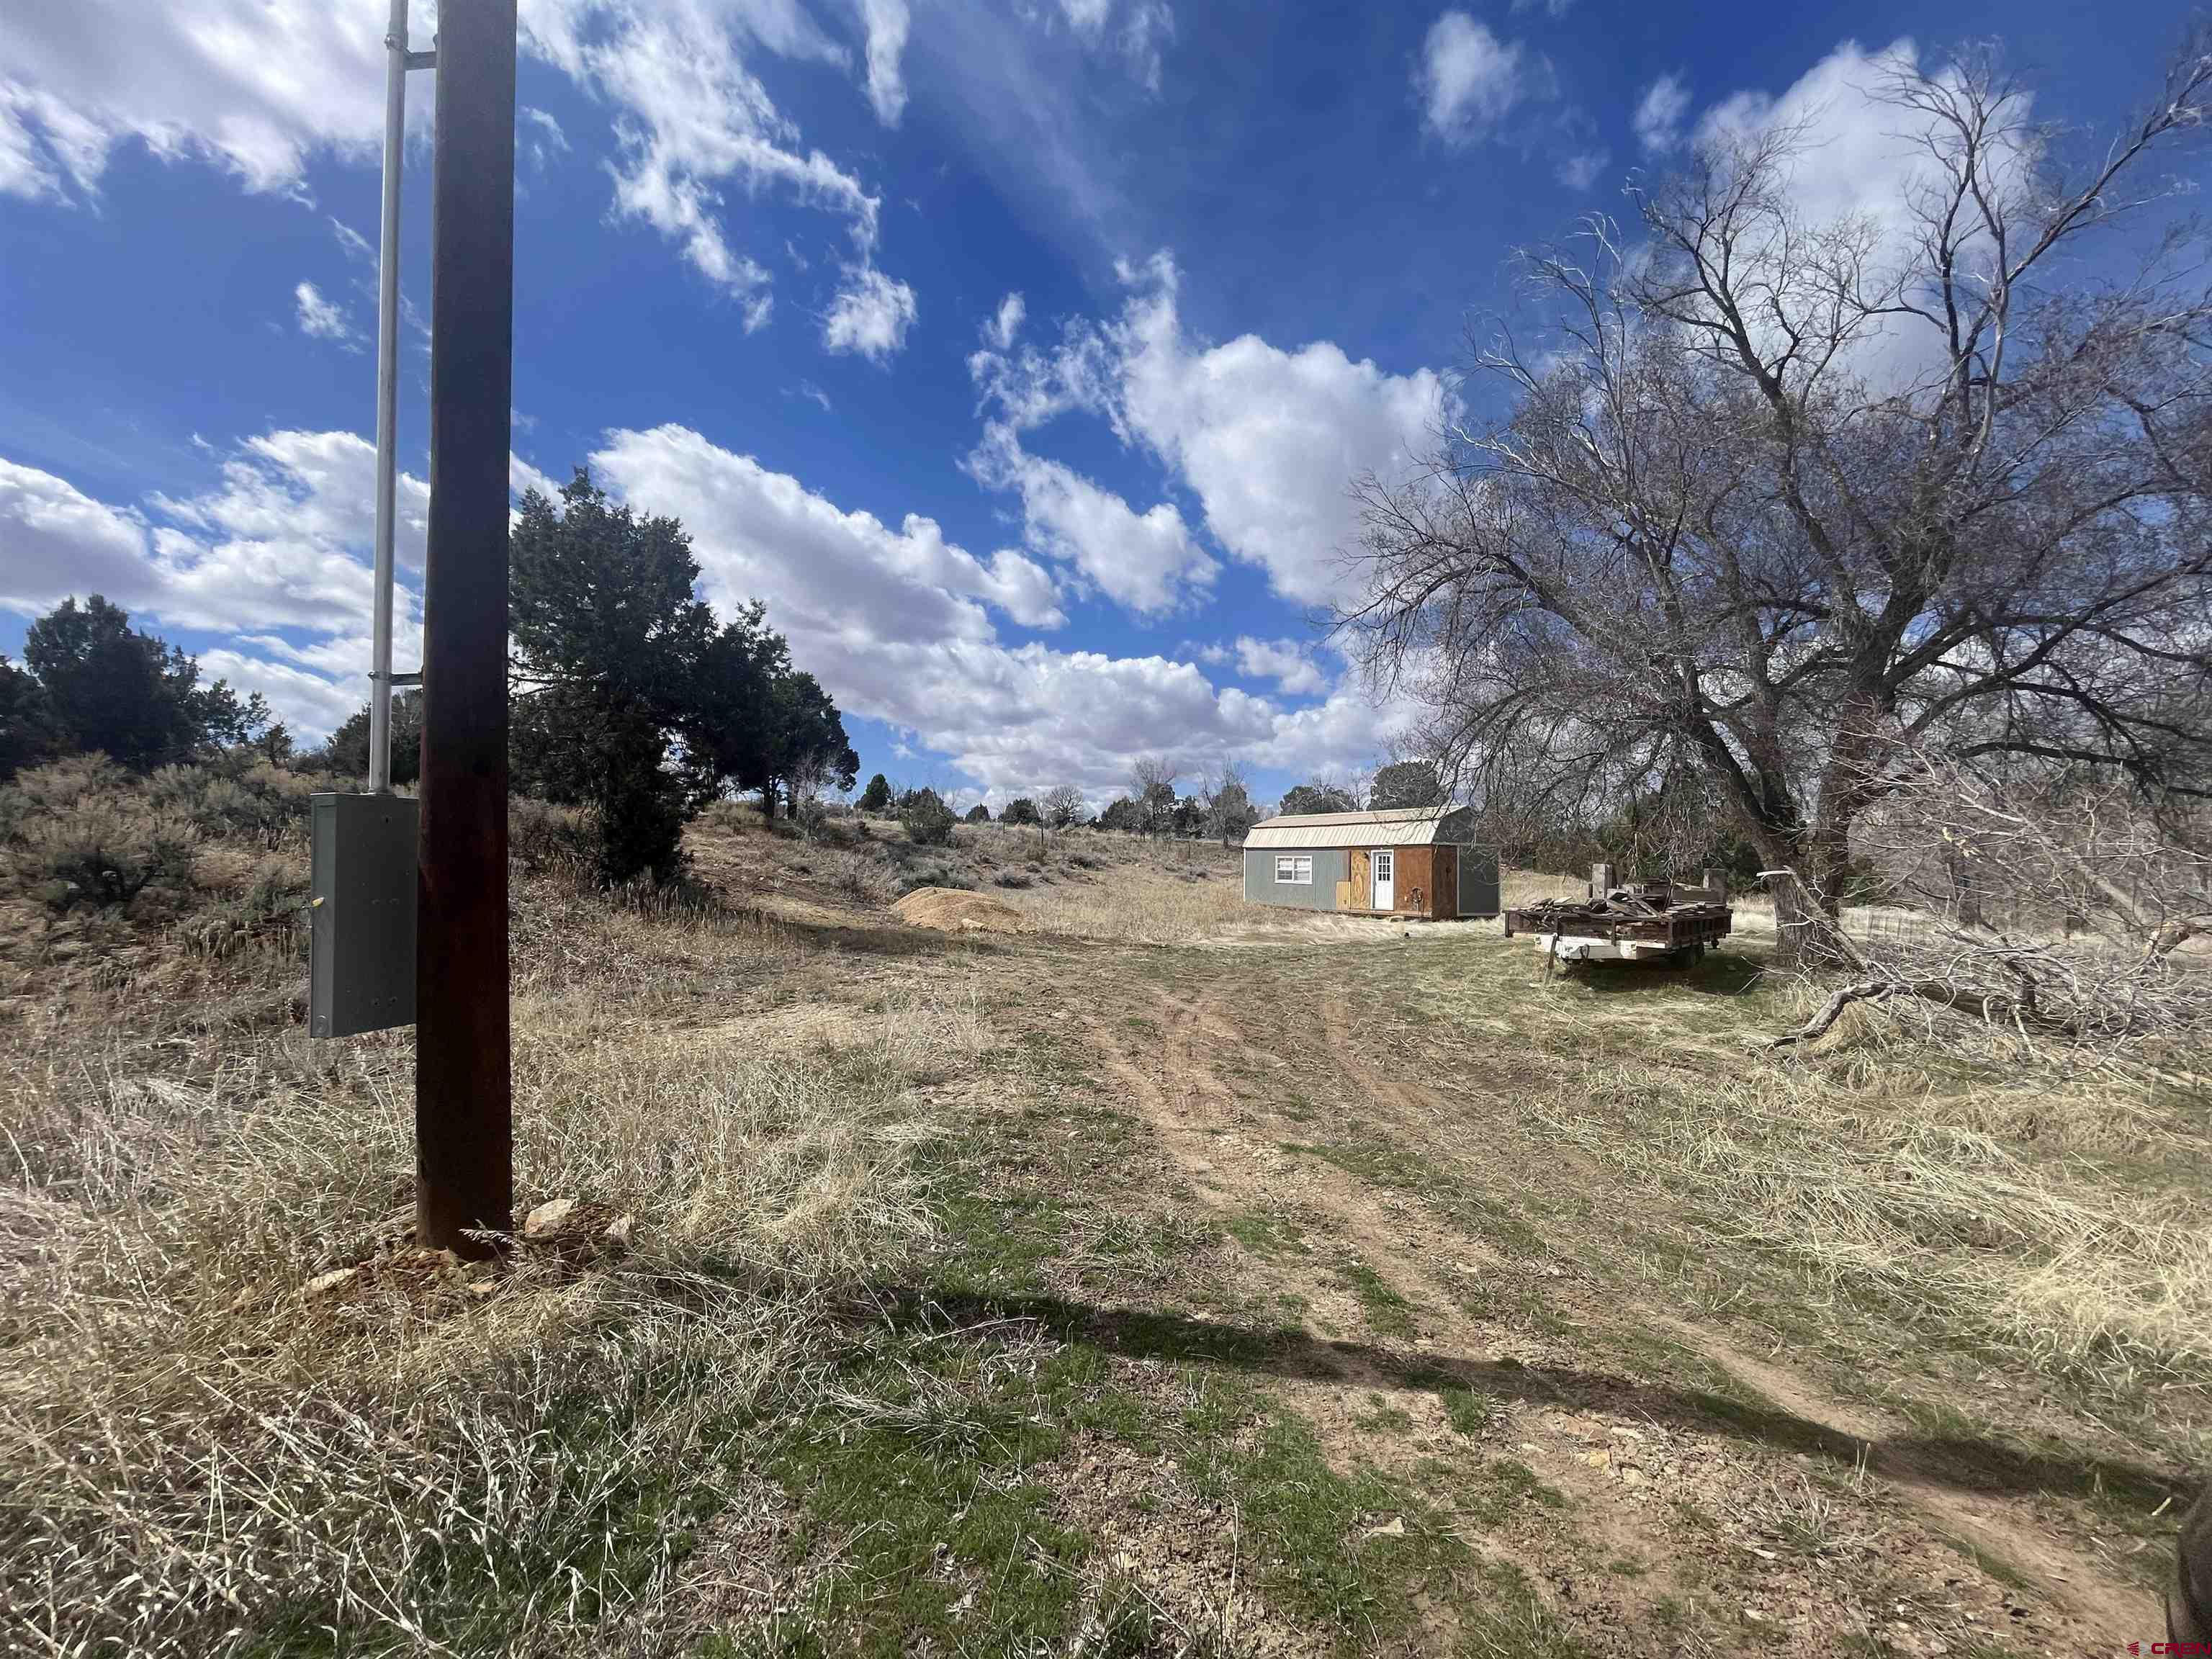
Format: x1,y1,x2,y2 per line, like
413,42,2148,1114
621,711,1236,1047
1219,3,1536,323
1768,757,2211,1063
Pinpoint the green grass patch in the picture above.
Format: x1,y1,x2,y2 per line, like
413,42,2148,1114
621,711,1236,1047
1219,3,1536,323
1461,1458,1566,1527
1442,1386,1499,1437
927,1177,1071,1298
1223,1208,1308,1259
1179,1378,1466,1649
763,1409,1085,1655
1336,1259,1417,1339
1279,1138,1430,1192
1445,1193,1549,1256
741,1325,1169,1656
1353,1396,1415,1436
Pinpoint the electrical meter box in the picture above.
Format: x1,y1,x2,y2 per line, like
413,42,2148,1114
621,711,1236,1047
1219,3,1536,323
309,792,418,1038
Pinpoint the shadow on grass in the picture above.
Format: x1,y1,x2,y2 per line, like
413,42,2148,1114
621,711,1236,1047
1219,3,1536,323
1567,950,1766,998
853,1284,2193,1511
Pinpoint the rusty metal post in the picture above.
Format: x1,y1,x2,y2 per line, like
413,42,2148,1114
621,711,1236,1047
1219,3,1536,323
415,0,516,1256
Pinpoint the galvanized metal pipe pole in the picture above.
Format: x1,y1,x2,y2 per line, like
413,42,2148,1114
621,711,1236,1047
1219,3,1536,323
367,0,410,794
415,0,516,1256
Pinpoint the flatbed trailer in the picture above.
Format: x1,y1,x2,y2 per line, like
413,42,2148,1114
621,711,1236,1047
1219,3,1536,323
1503,884,1733,963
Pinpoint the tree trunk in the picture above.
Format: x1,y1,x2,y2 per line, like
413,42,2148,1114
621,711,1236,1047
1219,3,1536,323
1946,845,1984,929
1769,819,1858,974
759,782,775,819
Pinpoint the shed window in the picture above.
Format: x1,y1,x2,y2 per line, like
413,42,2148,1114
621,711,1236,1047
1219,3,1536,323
1274,854,1313,885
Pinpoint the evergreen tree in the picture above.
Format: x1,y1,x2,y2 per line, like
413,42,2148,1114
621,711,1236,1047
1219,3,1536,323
1280,781,1358,816
0,655,57,781
22,595,262,770
899,786,956,846
762,669,858,816
318,691,423,785
858,772,893,813
1097,796,1146,832
510,470,713,884
682,605,855,817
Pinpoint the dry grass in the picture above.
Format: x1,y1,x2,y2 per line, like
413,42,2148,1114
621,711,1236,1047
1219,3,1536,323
1527,979,2212,1419
0,768,992,1655
7,763,2207,1650
1500,865,1588,910
691,809,1250,944
1403,907,2211,1447
1696,1052,2212,1393
992,857,1246,943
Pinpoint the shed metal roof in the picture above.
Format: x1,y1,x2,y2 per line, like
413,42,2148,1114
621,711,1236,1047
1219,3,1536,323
1244,806,1475,849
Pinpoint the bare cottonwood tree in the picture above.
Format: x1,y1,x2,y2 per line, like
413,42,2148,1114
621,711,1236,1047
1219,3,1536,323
1130,756,1178,837
1200,759,1259,844
1344,37,2212,967
1040,783,1087,828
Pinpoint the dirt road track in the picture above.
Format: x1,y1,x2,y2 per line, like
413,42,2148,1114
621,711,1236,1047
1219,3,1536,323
1036,941,2162,1656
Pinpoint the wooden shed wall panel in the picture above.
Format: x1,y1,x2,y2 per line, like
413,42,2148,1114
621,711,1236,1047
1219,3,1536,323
1349,847,1371,909
1437,846,1457,919
1396,845,1436,917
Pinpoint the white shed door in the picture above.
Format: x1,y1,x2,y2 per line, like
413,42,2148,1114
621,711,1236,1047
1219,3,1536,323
1372,848,1395,912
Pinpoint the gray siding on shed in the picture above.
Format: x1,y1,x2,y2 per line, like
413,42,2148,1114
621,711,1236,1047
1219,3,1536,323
1457,845,1502,917
1244,847,1348,910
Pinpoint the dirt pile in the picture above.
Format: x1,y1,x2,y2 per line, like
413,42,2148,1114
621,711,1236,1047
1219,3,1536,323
891,887,1028,934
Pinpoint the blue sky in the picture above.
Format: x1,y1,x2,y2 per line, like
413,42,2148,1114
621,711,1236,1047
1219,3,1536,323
0,0,2189,808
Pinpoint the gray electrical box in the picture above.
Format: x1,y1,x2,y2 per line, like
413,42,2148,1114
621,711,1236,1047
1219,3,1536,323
309,792,418,1038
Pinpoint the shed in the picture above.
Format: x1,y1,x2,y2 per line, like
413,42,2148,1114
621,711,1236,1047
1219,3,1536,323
1242,808,1500,920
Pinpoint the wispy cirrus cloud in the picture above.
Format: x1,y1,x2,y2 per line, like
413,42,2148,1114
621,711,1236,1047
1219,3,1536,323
293,281,359,349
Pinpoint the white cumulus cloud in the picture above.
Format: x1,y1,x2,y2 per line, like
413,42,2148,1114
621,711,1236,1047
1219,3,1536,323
0,0,391,200
823,264,918,362
592,424,1065,637
0,459,159,613
1418,12,1532,143
0,431,552,736
968,253,1449,609
1115,256,1447,607
196,646,369,735
1234,636,1328,697
585,422,1406,798
966,423,1214,616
